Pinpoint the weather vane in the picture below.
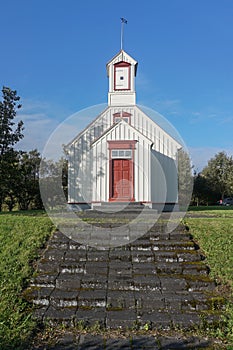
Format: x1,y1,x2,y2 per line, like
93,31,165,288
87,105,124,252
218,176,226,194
120,18,127,50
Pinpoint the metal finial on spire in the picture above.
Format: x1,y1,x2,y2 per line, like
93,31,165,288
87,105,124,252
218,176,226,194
120,18,127,50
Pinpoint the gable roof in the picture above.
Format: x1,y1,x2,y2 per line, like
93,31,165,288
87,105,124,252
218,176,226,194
91,118,153,147
106,50,138,77
65,105,109,149
65,104,182,151
137,105,183,147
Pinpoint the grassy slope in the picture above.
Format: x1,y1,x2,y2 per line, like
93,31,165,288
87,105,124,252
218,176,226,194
0,211,54,350
0,208,233,348
185,208,233,343
185,218,233,287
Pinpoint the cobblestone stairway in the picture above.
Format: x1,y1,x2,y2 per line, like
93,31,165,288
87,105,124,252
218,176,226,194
25,213,224,330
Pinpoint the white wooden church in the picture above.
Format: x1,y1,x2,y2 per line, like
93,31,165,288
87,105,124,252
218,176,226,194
66,50,182,211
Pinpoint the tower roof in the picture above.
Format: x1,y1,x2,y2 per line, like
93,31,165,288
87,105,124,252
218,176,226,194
106,50,138,77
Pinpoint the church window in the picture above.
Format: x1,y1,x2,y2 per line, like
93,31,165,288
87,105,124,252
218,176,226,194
113,112,131,125
111,149,132,159
114,116,129,123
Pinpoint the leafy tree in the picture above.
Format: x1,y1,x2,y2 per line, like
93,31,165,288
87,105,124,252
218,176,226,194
192,173,217,206
2,150,21,211
177,149,193,208
202,151,233,200
39,157,68,209
0,87,24,210
16,150,42,210
0,87,23,156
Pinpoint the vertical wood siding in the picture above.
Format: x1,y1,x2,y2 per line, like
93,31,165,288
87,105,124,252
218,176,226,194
67,105,181,204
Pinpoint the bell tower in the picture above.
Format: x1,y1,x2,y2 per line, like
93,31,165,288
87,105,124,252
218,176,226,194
106,50,138,106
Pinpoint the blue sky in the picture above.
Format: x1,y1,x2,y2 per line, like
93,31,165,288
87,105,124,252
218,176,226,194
1,0,233,171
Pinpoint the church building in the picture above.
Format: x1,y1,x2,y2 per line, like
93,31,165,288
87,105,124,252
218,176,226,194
66,49,182,211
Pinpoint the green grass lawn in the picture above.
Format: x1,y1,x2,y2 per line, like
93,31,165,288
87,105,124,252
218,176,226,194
185,207,233,343
0,208,233,348
185,217,233,287
0,211,54,349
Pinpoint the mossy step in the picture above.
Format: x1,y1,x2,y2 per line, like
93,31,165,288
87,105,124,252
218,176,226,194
153,250,203,263
155,262,208,275
149,231,192,241
151,240,197,250
130,239,196,249
27,290,224,314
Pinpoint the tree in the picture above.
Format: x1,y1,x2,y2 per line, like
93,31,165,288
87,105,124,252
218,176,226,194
177,149,193,208
39,157,68,209
192,173,217,206
0,87,24,210
0,87,23,156
202,151,233,200
16,150,42,210
2,150,21,211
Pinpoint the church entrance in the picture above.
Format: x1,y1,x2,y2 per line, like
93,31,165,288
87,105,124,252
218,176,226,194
108,140,136,202
111,159,133,201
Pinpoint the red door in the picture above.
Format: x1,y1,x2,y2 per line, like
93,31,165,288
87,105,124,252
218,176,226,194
111,159,133,201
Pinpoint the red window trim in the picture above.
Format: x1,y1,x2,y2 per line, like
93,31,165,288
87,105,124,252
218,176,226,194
113,112,131,125
107,140,137,150
114,61,131,91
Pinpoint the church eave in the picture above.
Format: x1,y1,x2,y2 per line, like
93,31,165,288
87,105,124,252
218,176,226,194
65,106,110,149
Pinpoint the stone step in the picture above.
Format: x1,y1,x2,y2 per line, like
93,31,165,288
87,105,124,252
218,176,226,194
132,262,209,276
91,209,158,216
94,201,145,207
30,263,210,292
44,250,203,265
131,250,203,263
131,239,197,251
47,223,192,246
28,282,223,315
24,217,225,330
38,306,223,330
27,272,217,298
36,253,206,277
92,202,148,211
41,244,201,263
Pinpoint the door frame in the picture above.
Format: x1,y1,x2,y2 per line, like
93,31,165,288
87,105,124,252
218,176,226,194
108,140,137,202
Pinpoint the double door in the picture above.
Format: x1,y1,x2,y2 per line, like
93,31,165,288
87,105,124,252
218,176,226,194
110,159,133,201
